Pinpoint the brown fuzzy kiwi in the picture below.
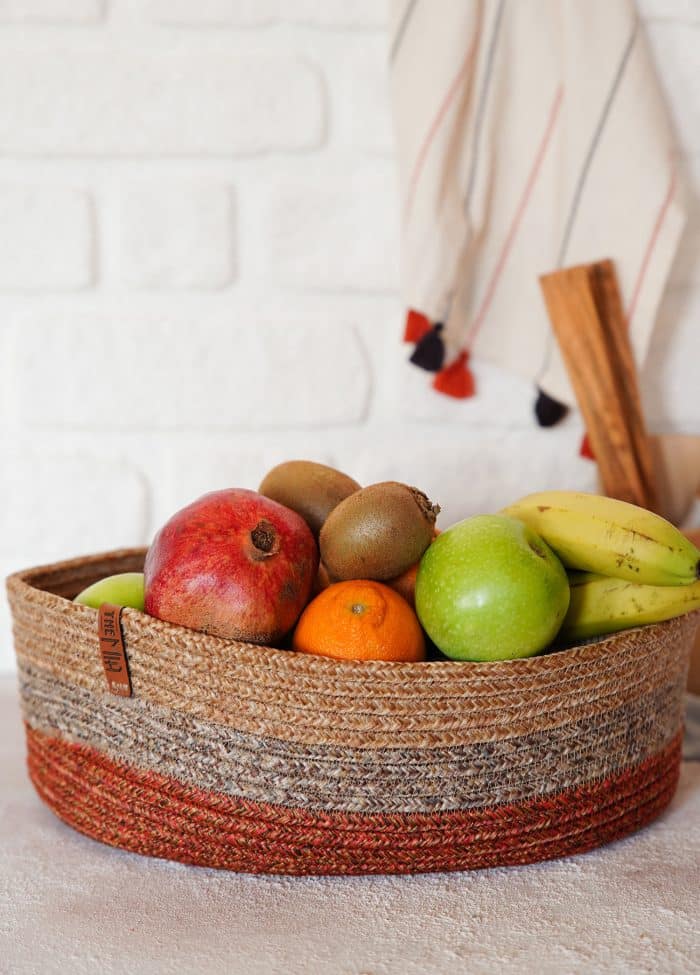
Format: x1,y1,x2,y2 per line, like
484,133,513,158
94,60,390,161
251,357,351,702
258,460,360,537
319,481,440,582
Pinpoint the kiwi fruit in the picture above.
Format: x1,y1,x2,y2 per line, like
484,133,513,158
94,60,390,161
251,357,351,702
259,460,360,537
320,481,440,581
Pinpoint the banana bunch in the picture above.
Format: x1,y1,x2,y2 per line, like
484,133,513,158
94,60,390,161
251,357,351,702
561,572,700,642
502,491,700,641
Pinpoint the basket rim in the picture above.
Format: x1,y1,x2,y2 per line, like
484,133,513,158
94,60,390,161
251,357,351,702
7,546,700,680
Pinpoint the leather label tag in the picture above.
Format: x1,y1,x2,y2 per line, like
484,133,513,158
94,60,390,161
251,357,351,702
98,604,132,697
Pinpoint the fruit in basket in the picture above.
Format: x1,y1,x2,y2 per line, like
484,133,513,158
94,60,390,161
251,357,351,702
386,560,420,609
292,579,426,661
312,561,334,595
144,489,318,644
560,572,700,643
74,572,145,611
259,460,360,537
415,515,569,661
387,529,441,608
503,491,700,586
320,481,440,582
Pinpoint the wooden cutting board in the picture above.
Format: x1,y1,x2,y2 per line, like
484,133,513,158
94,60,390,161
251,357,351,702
540,260,658,512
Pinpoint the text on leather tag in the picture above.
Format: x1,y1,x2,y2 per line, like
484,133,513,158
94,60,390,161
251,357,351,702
98,604,133,697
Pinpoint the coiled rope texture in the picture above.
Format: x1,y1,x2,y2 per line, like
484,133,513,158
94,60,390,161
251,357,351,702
7,549,699,875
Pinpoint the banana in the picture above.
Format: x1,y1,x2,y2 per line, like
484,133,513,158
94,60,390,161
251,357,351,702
560,572,700,643
502,491,700,586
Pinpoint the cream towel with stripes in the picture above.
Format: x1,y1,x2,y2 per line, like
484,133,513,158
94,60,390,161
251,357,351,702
391,0,686,406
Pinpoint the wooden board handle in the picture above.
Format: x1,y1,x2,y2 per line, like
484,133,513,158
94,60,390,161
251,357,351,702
540,261,659,511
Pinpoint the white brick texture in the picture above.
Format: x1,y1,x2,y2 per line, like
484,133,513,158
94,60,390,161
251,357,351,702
148,0,385,27
0,0,102,22
0,54,323,155
392,357,538,428
0,186,93,290
263,160,400,292
348,429,599,530
0,449,148,565
282,0,387,27
638,1,700,21
336,36,393,154
119,184,236,290
15,310,371,430
163,440,336,516
147,0,276,26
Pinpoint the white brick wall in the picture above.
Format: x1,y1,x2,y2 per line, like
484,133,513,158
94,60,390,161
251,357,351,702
1,1,699,672
0,186,94,289
262,159,399,291
147,0,386,28
0,448,148,564
14,308,370,430
0,53,323,155
0,0,103,23
118,183,236,289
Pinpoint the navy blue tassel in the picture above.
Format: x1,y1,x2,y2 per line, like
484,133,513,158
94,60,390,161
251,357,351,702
534,388,568,427
410,323,445,372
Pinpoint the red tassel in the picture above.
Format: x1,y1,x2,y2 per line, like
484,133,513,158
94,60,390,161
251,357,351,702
403,309,432,343
432,350,476,399
580,433,596,460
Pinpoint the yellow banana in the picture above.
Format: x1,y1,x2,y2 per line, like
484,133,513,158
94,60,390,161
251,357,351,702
502,491,700,586
560,572,700,642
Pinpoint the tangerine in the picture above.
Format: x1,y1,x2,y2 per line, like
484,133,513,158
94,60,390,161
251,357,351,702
387,529,441,609
292,580,426,662
387,561,419,609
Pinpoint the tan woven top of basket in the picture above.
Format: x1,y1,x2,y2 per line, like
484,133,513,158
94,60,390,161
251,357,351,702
7,548,699,751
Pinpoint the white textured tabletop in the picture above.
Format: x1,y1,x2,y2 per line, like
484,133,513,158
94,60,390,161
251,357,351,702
1,676,699,975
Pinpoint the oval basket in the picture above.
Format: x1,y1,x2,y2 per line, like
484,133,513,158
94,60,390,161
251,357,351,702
7,548,699,877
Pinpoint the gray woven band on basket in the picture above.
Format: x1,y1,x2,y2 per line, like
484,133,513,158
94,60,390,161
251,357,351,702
19,659,684,814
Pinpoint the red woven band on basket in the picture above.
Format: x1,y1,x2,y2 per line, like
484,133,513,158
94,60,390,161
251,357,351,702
26,724,681,877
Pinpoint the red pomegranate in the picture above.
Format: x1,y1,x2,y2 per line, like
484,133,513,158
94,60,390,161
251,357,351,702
144,489,318,644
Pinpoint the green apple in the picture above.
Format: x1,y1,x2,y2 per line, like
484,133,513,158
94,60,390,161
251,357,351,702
415,515,569,661
74,572,145,611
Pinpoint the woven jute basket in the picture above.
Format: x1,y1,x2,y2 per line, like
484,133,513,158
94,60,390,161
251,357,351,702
7,548,700,876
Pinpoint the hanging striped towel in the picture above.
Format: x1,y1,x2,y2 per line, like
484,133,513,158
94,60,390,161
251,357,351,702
390,0,686,407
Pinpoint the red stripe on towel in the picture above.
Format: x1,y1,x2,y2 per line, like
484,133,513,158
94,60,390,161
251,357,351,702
466,85,565,348
625,158,677,328
403,35,479,221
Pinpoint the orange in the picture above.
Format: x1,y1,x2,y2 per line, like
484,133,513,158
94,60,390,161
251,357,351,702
387,529,441,609
292,580,426,662
387,561,419,609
